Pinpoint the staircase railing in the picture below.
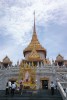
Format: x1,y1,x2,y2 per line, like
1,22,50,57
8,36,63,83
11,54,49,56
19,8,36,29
57,82,66,100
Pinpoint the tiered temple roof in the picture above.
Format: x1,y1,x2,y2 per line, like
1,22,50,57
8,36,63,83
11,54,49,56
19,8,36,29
56,54,64,61
3,56,12,64
23,12,46,57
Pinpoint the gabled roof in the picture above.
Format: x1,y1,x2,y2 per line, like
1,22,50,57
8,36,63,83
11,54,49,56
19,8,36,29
28,47,41,61
56,54,64,61
3,56,12,64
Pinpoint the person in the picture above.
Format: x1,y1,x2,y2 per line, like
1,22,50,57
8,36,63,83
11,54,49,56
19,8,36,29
11,82,16,96
5,82,9,95
19,82,23,95
8,81,11,94
50,81,55,95
55,84,57,90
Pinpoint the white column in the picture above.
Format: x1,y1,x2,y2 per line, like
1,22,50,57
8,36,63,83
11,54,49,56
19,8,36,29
43,62,45,67
63,62,65,67
57,63,58,66
41,62,43,68
37,62,39,67
29,62,30,66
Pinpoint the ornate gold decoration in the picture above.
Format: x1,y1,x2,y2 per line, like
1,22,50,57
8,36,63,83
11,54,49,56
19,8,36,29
40,77,49,80
28,47,40,60
17,63,36,89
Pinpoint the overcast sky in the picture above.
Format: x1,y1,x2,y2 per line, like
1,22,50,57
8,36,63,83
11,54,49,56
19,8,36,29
0,0,67,64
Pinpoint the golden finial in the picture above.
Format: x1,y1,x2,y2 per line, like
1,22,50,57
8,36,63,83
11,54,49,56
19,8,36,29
33,11,36,33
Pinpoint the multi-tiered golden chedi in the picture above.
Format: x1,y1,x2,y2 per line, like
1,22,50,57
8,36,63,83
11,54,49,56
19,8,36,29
23,12,46,59
19,12,51,89
22,12,49,66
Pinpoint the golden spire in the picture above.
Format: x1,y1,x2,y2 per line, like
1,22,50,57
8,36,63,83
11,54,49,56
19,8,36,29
33,11,36,33
31,11,38,43
23,12,46,58
31,11,39,45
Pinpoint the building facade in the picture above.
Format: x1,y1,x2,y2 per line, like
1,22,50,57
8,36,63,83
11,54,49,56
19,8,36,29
0,14,67,90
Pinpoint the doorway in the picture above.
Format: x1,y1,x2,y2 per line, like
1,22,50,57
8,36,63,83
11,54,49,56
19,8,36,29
42,80,48,89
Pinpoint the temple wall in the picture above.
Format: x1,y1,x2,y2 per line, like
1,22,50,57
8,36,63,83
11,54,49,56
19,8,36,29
25,52,30,60
0,65,67,90
36,73,56,89
0,67,19,90
38,51,45,59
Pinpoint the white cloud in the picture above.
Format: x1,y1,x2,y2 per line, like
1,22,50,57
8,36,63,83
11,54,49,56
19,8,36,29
0,0,67,63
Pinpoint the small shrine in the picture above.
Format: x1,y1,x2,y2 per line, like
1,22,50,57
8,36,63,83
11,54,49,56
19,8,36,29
16,63,36,89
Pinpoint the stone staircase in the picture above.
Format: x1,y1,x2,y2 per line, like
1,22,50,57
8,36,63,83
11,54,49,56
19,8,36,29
0,89,63,100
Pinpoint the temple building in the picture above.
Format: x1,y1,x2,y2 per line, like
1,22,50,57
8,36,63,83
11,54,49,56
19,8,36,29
55,54,67,67
0,56,12,68
19,13,67,90
19,13,52,89
21,12,51,67
0,13,67,97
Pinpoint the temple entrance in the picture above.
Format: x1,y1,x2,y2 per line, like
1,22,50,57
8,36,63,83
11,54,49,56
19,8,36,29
58,62,63,66
3,63,8,68
40,77,49,89
42,80,48,89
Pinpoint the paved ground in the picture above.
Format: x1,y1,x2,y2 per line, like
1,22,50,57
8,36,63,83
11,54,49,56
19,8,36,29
0,89,63,100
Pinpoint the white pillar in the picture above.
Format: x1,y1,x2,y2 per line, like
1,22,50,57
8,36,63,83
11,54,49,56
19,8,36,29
63,62,65,67
37,62,39,67
44,62,45,67
41,62,43,68
29,62,30,66
57,62,58,66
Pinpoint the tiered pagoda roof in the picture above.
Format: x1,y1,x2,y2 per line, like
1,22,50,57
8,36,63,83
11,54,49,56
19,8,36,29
56,54,64,61
3,56,12,64
23,12,46,57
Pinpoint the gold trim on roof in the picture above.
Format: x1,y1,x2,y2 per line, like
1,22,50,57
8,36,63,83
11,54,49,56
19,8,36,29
28,47,40,60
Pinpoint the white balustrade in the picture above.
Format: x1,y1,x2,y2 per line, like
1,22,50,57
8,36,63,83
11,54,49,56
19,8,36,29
57,82,66,100
66,88,67,100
